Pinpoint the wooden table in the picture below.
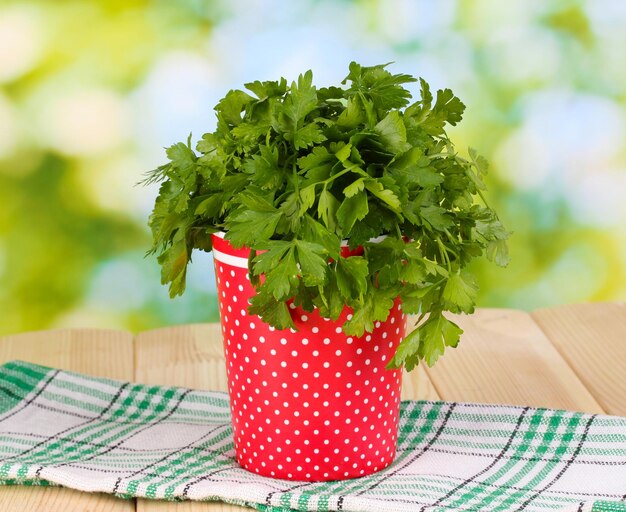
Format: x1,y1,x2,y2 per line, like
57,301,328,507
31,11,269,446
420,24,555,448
0,303,624,511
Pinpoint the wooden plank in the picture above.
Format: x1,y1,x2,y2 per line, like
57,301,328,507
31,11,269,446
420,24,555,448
0,328,135,511
401,367,440,401
134,324,228,391
422,309,605,414
134,324,248,512
532,302,626,416
134,323,440,512
0,486,134,512
139,500,250,512
0,328,134,380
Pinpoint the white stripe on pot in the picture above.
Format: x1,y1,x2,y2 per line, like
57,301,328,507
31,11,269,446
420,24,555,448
212,248,249,269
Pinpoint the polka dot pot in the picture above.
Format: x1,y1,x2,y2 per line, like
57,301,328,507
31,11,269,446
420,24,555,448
212,233,406,482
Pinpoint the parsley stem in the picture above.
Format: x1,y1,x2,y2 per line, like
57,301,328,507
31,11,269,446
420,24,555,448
435,236,452,272
322,164,362,186
293,161,299,196
426,152,451,159
414,312,427,326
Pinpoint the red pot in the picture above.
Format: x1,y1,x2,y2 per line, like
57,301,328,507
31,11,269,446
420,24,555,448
212,233,405,481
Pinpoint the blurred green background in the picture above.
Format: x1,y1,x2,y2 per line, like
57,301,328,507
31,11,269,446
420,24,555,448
1,0,625,336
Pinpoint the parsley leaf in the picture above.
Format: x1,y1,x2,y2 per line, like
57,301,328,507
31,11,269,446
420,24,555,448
375,111,409,153
335,256,369,301
336,190,369,235
442,272,478,314
294,240,328,286
249,291,295,330
317,188,340,231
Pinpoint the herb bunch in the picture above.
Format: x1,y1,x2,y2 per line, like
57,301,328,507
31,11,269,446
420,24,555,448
145,62,509,370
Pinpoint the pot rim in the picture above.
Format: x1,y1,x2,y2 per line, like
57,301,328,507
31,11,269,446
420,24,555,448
212,230,388,247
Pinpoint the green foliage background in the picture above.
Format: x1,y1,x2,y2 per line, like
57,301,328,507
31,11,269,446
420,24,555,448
1,0,624,335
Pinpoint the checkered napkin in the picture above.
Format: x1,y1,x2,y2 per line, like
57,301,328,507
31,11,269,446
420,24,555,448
0,361,625,512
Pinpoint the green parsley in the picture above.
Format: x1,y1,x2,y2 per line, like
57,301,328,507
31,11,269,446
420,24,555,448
145,62,510,370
